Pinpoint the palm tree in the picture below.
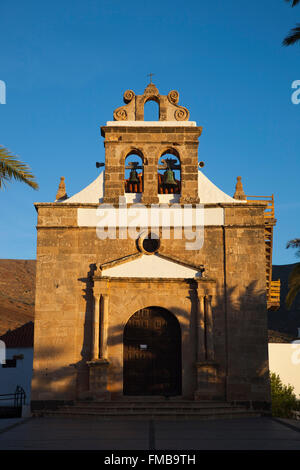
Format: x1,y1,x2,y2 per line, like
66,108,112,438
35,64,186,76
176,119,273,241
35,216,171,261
286,238,300,257
0,146,38,190
283,0,300,46
283,24,300,45
285,0,300,5
286,238,300,309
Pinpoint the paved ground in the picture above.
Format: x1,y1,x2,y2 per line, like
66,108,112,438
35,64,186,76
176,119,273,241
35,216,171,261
0,416,299,450
0,418,28,433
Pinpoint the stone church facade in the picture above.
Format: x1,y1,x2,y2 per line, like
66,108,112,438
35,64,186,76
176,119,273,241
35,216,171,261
31,83,272,409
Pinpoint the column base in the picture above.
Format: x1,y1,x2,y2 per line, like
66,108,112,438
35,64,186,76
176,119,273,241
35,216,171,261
194,361,219,401
86,359,111,401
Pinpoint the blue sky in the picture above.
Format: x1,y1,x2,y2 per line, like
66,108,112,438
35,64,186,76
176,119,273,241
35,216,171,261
0,0,299,264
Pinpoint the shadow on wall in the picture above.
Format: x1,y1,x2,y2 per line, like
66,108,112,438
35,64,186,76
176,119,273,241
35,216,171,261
31,268,270,403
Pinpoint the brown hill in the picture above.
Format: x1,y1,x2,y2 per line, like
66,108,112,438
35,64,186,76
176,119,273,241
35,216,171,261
0,259,36,335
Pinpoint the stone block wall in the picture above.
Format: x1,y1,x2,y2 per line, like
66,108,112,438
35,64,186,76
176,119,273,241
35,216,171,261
31,201,270,406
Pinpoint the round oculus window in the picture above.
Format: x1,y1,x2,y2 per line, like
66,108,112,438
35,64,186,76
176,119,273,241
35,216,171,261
142,236,160,253
138,232,160,254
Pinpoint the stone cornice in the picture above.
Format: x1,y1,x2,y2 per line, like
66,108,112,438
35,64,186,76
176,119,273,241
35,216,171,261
35,224,266,229
34,202,100,209
93,276,216,284
34,202,265,209
101,125,203,137
221,202,267,208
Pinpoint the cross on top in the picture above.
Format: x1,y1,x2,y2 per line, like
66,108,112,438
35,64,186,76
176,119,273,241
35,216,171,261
147,73,155,84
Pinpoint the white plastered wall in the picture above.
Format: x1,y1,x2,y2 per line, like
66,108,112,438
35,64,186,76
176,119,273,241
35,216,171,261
62,166,243,206
102,254,201,278
268,343,300,398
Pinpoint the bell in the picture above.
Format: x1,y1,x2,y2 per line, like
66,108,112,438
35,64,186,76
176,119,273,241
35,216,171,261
163,168,177,186
128,169,139,184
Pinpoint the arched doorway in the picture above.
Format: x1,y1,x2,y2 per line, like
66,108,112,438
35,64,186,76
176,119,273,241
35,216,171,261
123,307,182,396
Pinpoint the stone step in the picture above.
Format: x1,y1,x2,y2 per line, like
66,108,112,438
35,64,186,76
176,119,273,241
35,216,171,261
32,399,264,420
34,408,261,420
33,401,262,420
59,406,254,414
63,406,235,412
70,401,234,409
59,407,240,414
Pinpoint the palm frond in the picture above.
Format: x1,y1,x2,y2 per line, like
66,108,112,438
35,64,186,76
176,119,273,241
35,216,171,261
286,238,300,249
286,263,300,309
285,0,300,7
283,24,300,46
0,146,39,190
286,238,300,257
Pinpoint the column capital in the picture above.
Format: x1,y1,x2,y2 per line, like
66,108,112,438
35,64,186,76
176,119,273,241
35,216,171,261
93,278,110,296
205,294,213,301
94,288,109,296
195,279,216,297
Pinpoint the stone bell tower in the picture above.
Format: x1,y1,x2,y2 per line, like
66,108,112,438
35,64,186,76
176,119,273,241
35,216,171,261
101,82,202,204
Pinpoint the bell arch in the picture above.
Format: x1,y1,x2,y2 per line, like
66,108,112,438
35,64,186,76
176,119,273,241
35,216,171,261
158,148,181,195
143,97,160,121
124,149,144,193
123,306,182,396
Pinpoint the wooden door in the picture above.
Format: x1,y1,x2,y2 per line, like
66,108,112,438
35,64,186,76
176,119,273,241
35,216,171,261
123,307,182,396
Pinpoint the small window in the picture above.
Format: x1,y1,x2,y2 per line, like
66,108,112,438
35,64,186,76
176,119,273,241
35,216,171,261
2,358,17,368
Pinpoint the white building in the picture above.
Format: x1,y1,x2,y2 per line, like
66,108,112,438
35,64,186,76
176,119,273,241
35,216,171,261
0,322,34,410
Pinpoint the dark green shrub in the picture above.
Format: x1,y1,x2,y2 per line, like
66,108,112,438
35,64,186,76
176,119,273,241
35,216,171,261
270,372,299,418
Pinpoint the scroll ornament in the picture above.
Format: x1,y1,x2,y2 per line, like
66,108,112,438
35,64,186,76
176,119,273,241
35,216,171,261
174,108,189,121
112,85,190,121
113,107,128,121
123,90,135,103
168,90,179,104
167,90,189,121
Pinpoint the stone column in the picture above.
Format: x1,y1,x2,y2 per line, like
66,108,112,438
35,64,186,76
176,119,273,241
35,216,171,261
92,294,101,360
195,289,218,401
86,290,110,401
205,295,215,361
100,294,109,359
196,295,206,362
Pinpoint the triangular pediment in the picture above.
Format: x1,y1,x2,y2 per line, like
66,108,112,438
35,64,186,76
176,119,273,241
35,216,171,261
99,253,203,279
